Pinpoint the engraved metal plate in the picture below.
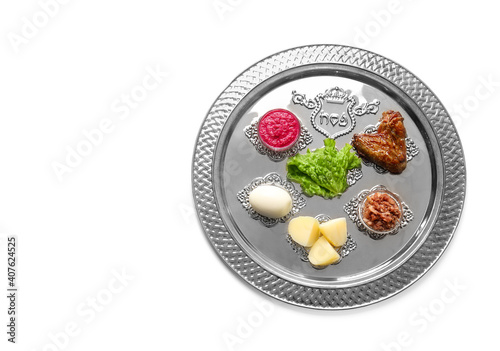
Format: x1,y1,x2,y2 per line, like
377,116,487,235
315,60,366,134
192,45,466,310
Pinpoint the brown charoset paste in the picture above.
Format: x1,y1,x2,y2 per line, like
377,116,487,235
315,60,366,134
362,192,401,232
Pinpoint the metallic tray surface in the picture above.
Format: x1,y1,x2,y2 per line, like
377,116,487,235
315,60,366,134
192,45,466,309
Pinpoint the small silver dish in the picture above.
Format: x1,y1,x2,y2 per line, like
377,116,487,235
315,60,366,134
244,116,313,162
345,185,413,240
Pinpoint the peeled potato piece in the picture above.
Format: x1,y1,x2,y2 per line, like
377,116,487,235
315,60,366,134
308,236,340,267
288,216,320,247
319,217,347,247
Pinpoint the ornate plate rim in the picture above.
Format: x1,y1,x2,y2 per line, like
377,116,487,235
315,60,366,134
191,44,466,310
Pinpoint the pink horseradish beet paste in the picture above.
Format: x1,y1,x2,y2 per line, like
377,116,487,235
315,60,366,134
257,109,301,152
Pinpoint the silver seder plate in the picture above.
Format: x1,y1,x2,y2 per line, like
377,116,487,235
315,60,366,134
192,45,466,310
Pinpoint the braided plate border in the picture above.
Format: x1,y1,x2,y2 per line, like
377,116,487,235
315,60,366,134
192,45,466,309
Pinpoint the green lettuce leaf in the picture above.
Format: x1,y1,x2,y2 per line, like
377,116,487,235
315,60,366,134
286,139,361,198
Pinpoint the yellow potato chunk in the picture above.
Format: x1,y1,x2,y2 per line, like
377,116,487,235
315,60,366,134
308,236,340,266
288,216,320,247
319,217,347,247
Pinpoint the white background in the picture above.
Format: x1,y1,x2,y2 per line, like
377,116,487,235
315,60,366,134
0,0,497,350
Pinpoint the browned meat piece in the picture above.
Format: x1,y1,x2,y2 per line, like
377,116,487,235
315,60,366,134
352,110,407,174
